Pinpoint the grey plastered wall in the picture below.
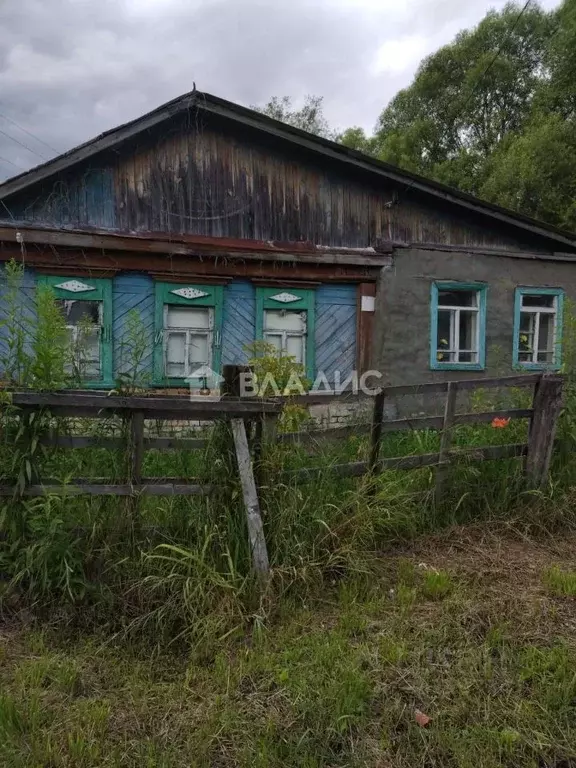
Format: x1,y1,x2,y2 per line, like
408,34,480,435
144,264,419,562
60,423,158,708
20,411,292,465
372,247,576,416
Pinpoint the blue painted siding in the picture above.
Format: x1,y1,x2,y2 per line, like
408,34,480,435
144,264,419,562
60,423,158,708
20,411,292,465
315,284,357,381
0,270,358,388
222,280,256,365
112,273,155,383
0,265,37,377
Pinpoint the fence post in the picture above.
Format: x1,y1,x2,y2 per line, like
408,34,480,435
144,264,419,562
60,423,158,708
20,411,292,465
231,417,270,576
525,374,563,489
369,390,385,474
435,382,458,505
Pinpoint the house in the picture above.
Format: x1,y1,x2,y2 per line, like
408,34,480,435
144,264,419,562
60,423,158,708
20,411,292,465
0,89,575,402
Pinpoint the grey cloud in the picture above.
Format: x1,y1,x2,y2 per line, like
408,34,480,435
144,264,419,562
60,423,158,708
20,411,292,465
0,0,562,182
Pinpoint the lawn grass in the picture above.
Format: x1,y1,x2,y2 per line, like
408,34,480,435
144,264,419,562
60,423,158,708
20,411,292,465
2,525,576,767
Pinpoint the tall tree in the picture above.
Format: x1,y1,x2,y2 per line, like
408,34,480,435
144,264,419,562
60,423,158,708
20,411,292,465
540,0,576,119
480,114,576,231
375,2,552,193
336,126,379,155
251,95,335,139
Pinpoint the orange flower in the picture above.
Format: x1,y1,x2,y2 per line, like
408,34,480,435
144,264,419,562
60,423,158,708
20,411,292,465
491,417,511,429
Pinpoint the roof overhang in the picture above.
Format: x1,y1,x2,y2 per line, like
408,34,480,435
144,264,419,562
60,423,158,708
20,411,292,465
0,224,392,268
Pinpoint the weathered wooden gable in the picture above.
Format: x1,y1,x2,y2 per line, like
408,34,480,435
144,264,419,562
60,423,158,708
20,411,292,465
2,110,560,254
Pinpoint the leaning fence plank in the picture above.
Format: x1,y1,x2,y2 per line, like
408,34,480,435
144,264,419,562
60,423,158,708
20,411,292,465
525,374,564,488
231,418,269,575
435,382,458,505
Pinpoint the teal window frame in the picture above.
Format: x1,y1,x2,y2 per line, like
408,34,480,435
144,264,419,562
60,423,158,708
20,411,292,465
255,288,316,381
153,282,224,387
513,287,564,371
37,275,113,388
430,281,487,371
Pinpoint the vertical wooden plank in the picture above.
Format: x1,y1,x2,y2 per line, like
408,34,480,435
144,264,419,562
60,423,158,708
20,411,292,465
435,382,458,505
231,418,270,575
129,411,145,486
525,374,563,489
369,390,385,473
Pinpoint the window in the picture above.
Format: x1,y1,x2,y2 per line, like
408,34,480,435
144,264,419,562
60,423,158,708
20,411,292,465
37,276,113,385
430,282,487,370
263,309,306,365
513,288,563,369
256,288,315,380
164,306,213,378
153,282,223,386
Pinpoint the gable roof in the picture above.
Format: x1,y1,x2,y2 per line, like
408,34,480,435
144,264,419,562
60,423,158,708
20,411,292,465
1,89,575,251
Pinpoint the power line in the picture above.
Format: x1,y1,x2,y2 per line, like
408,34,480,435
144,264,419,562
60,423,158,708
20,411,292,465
0,125,48,161
0,108,59,155
0,153,24,171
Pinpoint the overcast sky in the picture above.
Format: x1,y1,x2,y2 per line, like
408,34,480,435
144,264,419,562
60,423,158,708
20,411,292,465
0,0,562,182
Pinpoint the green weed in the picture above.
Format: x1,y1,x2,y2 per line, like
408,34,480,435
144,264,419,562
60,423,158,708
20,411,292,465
420,568,454,600
542,565,576,596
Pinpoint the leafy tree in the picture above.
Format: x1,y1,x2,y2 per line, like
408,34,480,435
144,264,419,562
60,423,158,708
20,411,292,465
480,114,576,231
540,0,576,119
251,95,335,139
336,126,379,156
375,2,552,191
252,0,576,231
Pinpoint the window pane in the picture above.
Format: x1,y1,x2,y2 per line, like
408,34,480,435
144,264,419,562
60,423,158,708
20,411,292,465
438,290,478,308
459,310,477,354
78,328,101,379
57,299,101,326
519,313,534,334
166,332,186,377
264,310,306,332
188,333,209,367
286,334,304,364
518,312,533,354
538,313,555,359
166,306,210,329
522,294,555,309
264,333,283,353
59,303,102,380
437,310,452,351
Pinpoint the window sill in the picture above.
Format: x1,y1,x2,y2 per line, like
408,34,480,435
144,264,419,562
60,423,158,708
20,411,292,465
515,363,561,372
430,363,485,372
152,380,199,390
70,380,116,390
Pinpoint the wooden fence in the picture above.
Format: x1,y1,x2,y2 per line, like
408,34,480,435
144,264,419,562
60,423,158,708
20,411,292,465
0,371,565,575
278,373,563,502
